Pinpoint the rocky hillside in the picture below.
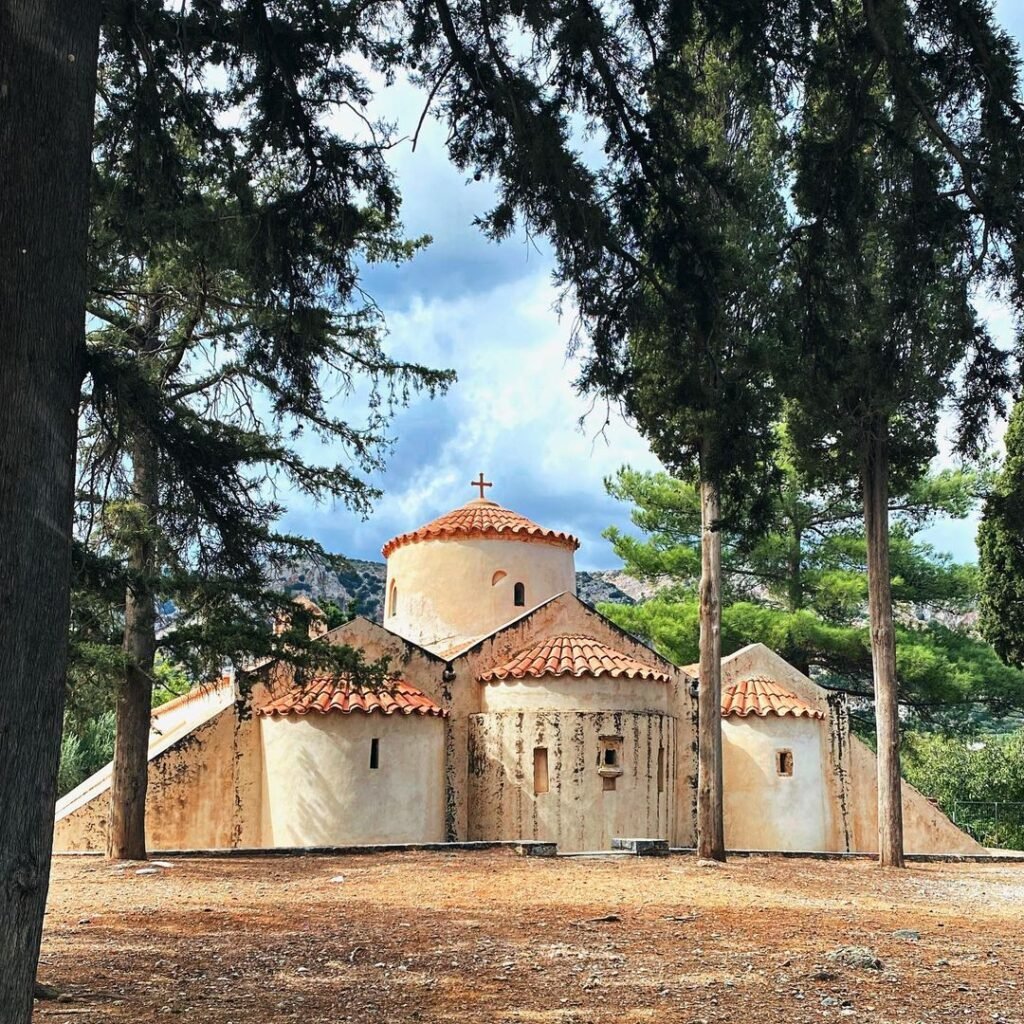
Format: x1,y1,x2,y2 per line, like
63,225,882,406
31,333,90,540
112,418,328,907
272,557,657,624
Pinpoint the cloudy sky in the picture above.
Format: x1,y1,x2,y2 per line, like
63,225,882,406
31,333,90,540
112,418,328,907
282,5,1024,571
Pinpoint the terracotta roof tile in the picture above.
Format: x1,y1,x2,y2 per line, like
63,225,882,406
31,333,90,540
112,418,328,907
257,677,447,718
479,634,670,683
382,499,579,557
720,675,824,720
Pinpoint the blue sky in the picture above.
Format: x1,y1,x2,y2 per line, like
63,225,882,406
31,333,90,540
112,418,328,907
283,5,1024,571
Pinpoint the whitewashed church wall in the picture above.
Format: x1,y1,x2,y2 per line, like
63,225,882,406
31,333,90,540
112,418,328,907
467,710,675,852
384,536,577,650
259,713,445,847
722,715,836,852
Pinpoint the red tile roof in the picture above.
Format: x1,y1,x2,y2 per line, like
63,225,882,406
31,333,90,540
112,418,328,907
720,676,824,720
256,677,447,718
479,634,670,683
382,499,579,557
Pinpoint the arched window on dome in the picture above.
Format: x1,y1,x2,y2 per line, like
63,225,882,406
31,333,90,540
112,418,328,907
514,581,526,607
388,580,398,617
491,570,507,586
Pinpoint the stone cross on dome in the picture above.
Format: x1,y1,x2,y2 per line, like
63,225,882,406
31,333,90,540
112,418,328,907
470,472,493,500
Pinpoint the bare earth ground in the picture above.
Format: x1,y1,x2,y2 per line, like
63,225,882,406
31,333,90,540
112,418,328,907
36,851,1024,1024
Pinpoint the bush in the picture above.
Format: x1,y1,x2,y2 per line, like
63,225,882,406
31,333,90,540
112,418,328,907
57,710,116,797
902,730,1024,849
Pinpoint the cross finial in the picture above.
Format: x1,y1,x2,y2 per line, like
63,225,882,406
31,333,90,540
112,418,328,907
470,472,493,500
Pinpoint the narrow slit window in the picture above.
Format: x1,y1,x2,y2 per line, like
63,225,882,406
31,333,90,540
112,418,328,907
776,749,793,776
513,581,525,607
533,747,549,795
657,746,665,793
388,581,398,617
370,737,380,770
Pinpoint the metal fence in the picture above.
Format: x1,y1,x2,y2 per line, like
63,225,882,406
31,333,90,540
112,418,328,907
950,801,1024,850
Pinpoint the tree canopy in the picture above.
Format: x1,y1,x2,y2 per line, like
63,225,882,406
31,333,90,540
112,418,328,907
979,398,1024,669
600,464,1024,727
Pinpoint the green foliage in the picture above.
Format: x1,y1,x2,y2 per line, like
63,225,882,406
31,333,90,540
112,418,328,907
57,711,116,797
785,0,1019,488
320,599,357,632
979,399,1024,668
902,731,1024,849
601,595,1024,725
73,2,459,716
605,463,981,616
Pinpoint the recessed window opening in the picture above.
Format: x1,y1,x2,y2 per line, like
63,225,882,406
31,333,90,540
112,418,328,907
370,737,380,770
513,581,525,606
598,736,624,778
776,749,793,776
492,570,507,586
388,581,398,617
533,747,549,795
657,746,665,794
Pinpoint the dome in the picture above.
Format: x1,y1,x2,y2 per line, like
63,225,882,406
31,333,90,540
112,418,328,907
381,498,579,558
381,481,579,653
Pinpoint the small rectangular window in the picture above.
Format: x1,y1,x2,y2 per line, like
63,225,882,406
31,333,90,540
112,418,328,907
370,737,380,770
598,736,624,778
657,746,665,793
533,747,549,795
776,749,793,776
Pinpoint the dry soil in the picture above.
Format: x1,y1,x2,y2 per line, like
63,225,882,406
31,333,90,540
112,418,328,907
35,850,1024,1023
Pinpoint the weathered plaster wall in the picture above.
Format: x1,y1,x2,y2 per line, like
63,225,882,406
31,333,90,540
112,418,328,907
720,643,983,855
722,715,837,852
384,536,576,651
459,594,697,847
53,696,262,852
468,709,674,852
845,735,985,855
480,675,671,715
260,712,445,846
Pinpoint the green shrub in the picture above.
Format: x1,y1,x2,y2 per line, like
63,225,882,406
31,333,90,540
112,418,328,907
902,730,1024,849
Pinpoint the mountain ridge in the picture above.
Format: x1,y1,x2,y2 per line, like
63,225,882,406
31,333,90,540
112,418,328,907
273,556,658,623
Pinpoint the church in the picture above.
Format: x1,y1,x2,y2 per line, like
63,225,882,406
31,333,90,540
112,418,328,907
54,480,982,856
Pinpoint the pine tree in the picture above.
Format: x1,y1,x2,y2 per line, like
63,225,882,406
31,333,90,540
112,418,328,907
786,0,1022,866
82,3,454,861
602,464,1024,725
979,399,1024,668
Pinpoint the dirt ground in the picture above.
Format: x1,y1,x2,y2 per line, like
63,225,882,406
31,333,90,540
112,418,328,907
35,850,1024,1024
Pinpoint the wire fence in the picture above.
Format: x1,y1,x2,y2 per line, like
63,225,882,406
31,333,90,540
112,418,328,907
950,801,1024,850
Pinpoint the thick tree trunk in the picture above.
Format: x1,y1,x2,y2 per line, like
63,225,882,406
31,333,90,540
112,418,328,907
862,424,905,868
107,430,159,860
697,476,726,861
0,2,101,1017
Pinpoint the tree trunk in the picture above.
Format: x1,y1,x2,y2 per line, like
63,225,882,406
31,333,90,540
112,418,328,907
862,423,905,868
0,2,101,1018
107,429,159,860
697,475,726,861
